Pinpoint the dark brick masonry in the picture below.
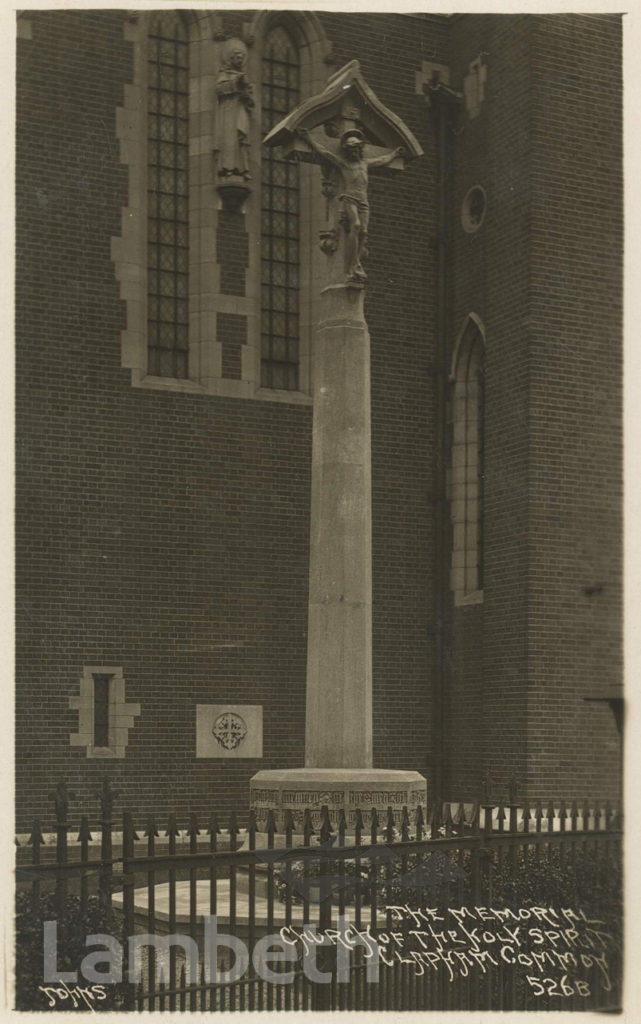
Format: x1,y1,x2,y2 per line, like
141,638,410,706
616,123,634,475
15,11,622,830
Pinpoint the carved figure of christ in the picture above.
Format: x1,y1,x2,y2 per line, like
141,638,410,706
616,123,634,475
297,127,404,282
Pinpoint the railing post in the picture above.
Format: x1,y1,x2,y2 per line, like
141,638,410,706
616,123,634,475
354,808,364,933
28,820,45,917
187,812,199,1010
144,816,159,1010
247,809,258,1012
98,778,119,910
312,805,334,1011
49,781,72,921
122,810,137,1010
76,815,92,914
228,811,240,1012
507,777,519,875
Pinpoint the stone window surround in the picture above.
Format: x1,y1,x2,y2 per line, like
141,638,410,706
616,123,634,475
448,313,485,607
113,10,332,405
69,666,141,758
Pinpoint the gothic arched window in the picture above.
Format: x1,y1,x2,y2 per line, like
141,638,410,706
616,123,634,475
114,11,330,399
260,26,301,391
449,317,485,603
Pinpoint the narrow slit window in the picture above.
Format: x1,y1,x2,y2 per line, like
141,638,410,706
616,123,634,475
93,674,112,748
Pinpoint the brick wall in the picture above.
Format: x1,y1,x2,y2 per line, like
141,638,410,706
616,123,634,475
443,14,622,802
525,14,622,798
15,11,448,828
15,11,621,830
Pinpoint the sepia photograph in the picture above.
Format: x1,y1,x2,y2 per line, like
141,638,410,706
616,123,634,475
13,1,627,1015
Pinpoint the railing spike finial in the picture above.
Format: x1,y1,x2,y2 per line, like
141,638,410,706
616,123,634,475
483,770,493,803
370,806,379,841
415,805,425,839
354,808,364,840
284,808,296,836
303,807,315,844
76,815,93,844
28,820,45,847
209,811,221,837
266,809,277,840
49,780,74,824
98,777,120,820
123,809,140,842
144,815,159,839
470,800,480,831
188,812,200,839
338,808,347,842
508,775,518,804
166,812,180,838
247,809,258,839
385,806,395,842
401,805,410,841
320,805,333,845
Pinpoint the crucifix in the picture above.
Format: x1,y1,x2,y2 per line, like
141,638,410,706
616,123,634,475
296,125,404,284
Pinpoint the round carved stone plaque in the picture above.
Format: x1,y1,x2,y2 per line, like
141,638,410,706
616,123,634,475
213,712,247,751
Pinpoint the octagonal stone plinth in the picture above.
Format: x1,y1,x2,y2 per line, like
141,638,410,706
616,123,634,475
250,768,427,833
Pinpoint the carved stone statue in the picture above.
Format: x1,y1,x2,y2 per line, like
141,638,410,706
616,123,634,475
297,126,403,283
215,38,254,181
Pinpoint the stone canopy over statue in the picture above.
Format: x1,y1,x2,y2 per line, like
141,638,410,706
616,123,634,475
264,60,423,287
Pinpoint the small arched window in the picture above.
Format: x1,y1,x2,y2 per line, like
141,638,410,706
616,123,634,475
449,316,485,604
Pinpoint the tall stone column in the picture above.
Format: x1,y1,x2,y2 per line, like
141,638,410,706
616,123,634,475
250,60,427,830
305,283,372,768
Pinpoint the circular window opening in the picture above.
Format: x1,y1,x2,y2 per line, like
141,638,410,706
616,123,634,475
461,186,487,233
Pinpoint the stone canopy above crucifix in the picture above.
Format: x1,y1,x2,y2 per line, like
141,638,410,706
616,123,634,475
264,60,424,286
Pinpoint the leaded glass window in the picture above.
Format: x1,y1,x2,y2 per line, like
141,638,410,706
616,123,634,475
147,14,189,379
261,27,300,391
450,320,485,600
